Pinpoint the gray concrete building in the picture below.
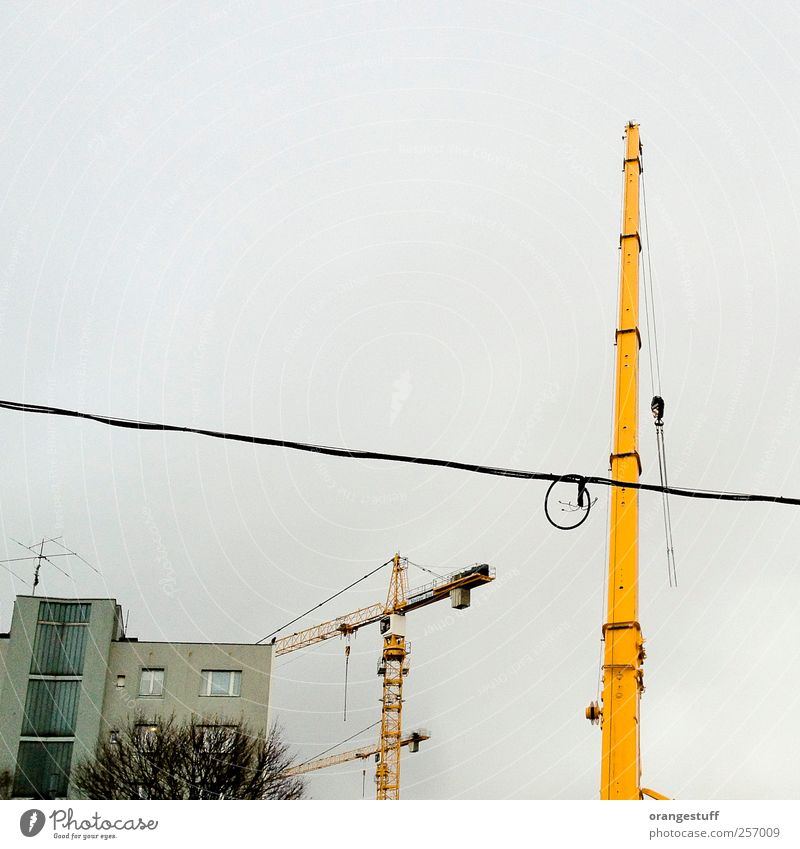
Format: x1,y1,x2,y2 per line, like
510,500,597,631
0,595,273,799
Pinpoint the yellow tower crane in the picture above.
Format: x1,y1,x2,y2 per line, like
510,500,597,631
274,554,494,799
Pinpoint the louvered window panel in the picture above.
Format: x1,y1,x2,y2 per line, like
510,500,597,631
38,602,90,624
13,741,72,799
30,623,88,675
21,680,80,737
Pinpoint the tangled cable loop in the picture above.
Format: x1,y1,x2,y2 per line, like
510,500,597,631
544,476,593,531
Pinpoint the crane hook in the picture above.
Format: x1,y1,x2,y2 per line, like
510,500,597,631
651,395,665,426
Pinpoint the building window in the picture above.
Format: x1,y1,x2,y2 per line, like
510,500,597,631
200,670,241,697
21,679,80,737
138,668,164,697
38,601,90,624
134,724,159,746
30,602,90,676
13,741,72,799
196,724,237,752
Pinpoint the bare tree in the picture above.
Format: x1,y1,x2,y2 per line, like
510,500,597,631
73,714,305,800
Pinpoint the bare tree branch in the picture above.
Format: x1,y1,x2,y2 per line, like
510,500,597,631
73,713,305,800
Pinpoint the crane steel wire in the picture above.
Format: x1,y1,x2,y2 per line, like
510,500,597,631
641,162,678,586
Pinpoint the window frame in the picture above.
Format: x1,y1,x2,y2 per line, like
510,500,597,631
199,669,242,697
134,723,160,746
13,740,73,799
195,723,238,752
137,668,165,698
21,678,81,737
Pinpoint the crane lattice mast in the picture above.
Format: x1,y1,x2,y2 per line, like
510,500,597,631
376,553,409,800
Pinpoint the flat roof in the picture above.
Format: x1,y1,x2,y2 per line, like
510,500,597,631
113,640,272,648
15,595,120,603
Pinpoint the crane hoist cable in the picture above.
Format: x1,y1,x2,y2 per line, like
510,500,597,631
652,396,678,587
343,643,351,722
641,163,678,586
641,169,664,396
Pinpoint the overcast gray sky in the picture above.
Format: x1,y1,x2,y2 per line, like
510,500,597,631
2,0,799,800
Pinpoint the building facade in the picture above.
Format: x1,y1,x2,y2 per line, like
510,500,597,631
0,595,273,799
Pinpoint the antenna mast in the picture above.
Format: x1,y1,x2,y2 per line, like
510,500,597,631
593,122,645,800
0,537,100,595
33,538,46,595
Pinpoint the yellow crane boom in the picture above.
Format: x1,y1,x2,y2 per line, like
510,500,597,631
274,602,385,655
273,561,494,655
586,122,645,800
284,731,430,777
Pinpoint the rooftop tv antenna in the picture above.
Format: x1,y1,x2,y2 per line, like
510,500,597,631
0,536,100,594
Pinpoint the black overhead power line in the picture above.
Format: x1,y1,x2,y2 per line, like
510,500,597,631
2,398,800,506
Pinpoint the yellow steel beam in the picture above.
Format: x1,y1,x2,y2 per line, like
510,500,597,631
284,731,430,777
377,554,409,800
599,122,644,800
272,563,495,656
273,602,384,655
642,787,671,801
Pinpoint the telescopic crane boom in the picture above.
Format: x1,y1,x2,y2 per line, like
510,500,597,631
586,121,649,800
